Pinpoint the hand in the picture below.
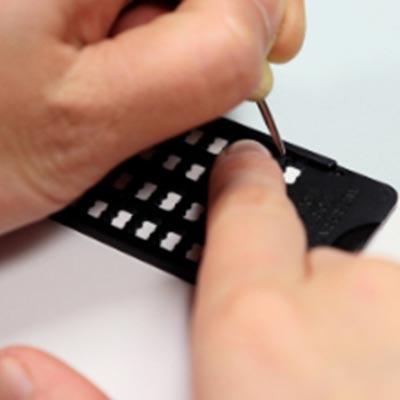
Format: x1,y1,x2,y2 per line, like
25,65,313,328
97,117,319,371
2,142,400,399
192,141,400,399
0,0,305,235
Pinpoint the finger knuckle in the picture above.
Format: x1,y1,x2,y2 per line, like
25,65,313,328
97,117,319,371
19,87,111,209
14,116,84,210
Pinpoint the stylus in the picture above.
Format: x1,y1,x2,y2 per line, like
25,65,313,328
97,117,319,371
250,60,286,158
256,99,286,157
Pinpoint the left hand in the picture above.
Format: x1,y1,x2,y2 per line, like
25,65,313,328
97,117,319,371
192,141,400,400
3,141,400,400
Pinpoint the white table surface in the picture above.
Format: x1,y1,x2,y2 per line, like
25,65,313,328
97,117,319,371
1,1,400,398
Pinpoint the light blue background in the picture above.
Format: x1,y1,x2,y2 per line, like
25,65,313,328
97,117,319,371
231,0,400,190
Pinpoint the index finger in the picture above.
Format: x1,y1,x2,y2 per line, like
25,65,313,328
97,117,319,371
58,0,288,155
197,141,307,306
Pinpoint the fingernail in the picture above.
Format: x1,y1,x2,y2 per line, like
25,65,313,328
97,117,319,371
224,140,271,158
0,356,33,400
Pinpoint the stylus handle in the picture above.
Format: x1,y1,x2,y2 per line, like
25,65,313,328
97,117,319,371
248,60,274,101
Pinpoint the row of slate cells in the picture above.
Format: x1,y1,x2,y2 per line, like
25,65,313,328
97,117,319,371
134,131,229,179
135,183,205,220
115,129,302,198
87,200,203,263
88,189,205,225
113,157,301,201
112,168,302,212
142,130,230,177
112,161,207,195
185,130,303,184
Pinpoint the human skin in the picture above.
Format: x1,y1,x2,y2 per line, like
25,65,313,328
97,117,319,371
192,141,400,400
11,1,400,399
3,142,400,400
0,0,305,235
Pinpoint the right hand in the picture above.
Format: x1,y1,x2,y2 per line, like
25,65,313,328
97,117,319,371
0,0,305,235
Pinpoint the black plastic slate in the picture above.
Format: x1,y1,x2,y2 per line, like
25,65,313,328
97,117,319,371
53,118,398,283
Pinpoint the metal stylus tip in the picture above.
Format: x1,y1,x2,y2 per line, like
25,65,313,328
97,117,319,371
256,100,286,157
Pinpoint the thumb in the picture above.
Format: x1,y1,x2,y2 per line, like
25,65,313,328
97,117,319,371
0,346,107,400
